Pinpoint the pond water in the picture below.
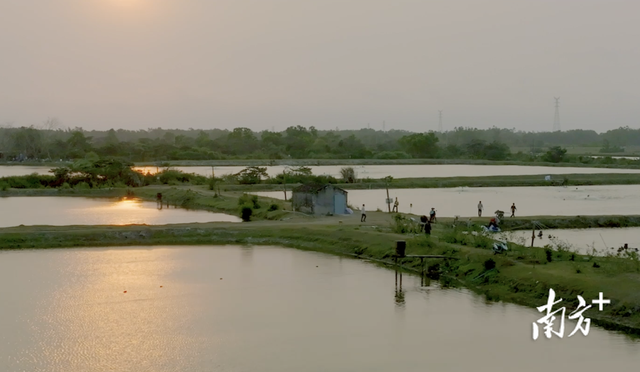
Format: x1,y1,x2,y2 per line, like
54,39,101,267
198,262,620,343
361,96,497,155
0,245,637,372
0,165,56,177
255,185,640,218
0,197,240,227
499,227,640,255
3,164,640,179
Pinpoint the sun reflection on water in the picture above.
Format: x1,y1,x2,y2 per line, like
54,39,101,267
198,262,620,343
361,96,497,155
28,248,204,371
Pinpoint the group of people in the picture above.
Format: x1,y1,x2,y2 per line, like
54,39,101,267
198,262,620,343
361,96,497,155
360,200,436,226
358,199,516,227
477,201,517,218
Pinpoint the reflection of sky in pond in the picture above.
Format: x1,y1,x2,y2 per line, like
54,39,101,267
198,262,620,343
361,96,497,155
0,197,241,227
0,245,637,371
499,227,640,256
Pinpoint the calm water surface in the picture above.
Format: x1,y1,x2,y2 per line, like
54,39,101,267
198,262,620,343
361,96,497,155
256,185,640,218
3,164,640,179
0,245,637,372
0,166,55,177
501,227,640,255
0,197,240,227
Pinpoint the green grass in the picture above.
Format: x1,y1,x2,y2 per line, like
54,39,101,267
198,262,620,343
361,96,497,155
512,145,640,156
221,172,640,192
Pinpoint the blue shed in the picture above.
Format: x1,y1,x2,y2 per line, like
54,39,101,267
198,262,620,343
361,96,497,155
292,184,348,215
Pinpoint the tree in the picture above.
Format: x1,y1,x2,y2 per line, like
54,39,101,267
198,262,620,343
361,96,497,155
340,167,357,183
398,132,440,158
542,146,567,163
11,126,44,159
66,131,93,158
236,166,268,184
483,141,511,160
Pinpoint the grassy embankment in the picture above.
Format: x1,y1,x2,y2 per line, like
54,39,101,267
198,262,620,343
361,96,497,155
0,186,639,336
223,173,640,192
512,145,640,156
5,172,640,193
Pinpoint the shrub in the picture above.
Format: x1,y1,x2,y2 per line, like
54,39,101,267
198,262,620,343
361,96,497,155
250,195,260,209
484,258,496,271
238,193,252,206
545,248,553,262
75,181,91,190
391,214,420,233
240,206,253,221
61,182,71,189
0,182,8,191
340,167,357,183
268,203,279,211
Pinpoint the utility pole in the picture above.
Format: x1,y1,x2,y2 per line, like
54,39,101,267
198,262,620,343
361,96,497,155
282,169,287,201
553,97,560,132
438,110,443,132
383,121,386,132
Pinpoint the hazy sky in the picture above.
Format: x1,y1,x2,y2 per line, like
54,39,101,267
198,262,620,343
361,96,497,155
1,0,639,132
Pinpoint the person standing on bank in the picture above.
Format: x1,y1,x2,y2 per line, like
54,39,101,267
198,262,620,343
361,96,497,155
510,203,517,217
392,197,399,213
424,220,432,235
429,208,437,223
477,201,483,217
361,204,366,222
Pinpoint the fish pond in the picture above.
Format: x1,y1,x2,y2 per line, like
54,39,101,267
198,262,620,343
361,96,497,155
0,245,637,371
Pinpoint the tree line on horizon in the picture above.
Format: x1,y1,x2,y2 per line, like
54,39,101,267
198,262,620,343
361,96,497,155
0,124,638,163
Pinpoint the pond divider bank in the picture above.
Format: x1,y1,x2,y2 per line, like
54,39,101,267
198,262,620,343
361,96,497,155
1,211,639,337
221,173,640,192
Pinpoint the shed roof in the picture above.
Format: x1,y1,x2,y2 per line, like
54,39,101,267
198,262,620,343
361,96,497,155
293,183,347,194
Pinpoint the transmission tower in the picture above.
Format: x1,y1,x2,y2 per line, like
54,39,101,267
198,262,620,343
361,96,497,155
438,110,443,132
553,97,560,131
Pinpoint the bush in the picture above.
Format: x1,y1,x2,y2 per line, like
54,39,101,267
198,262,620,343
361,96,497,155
268,203,279,211
391,214,421,233
250,195,260,209
372,151,412,159
61,182,71,189
238,193,251,206
545,248,553,262
240,205,253,221
484,258,496,271
75,181,91,190
340,167,357,183
0,182,8,191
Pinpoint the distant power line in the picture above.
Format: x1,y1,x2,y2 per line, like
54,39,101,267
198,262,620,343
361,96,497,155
553,97,560,131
